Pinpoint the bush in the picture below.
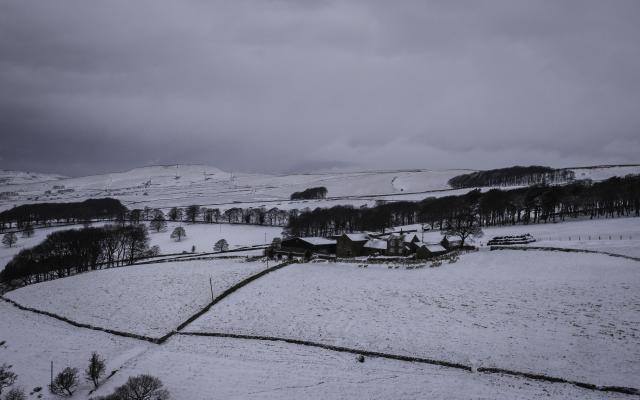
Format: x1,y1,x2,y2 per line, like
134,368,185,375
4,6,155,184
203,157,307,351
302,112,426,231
4,387,26,400
49,367,78,397
0,364,17,395
97,375,169,400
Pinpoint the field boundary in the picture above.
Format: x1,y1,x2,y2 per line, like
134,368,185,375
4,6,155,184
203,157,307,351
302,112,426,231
171,260,292,336
178,331,639,396
489,245,640,262
0,260,294,345
0,296,163,344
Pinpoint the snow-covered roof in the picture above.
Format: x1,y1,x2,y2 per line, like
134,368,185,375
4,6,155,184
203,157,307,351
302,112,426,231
344,233,369,242
299,237,336,246
403,233,419,243
416,242,446,252
364,239,387,250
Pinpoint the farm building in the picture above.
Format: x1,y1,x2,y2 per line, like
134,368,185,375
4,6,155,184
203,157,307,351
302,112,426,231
363,239,387,256
336,233,369,257
280,237,336,255
386,234,413,256
415,242,448,259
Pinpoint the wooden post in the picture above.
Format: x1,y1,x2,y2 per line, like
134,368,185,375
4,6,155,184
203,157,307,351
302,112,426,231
51,361,53,387
209,277,214,302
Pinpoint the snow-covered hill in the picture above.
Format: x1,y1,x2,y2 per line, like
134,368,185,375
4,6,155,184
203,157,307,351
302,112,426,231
1,164,638,212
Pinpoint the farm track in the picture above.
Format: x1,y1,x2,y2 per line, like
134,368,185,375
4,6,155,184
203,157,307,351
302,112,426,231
3,256,639,397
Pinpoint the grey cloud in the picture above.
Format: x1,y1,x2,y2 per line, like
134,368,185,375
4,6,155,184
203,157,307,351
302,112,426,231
0,0,638,176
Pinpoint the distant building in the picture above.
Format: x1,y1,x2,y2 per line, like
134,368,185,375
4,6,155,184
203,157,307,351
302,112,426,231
336,233,369,257
415,242,448,259
280,237,336,255
362,238,387,256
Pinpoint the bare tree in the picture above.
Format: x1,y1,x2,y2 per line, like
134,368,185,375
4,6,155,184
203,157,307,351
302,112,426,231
168,207,183,222
149,214,167,233
49,367,78,397
85,352,106,389
2,232,17,248
0,364,17,395
185,205,201,223
170,227,186,242
213,239,229,252
111,375,169,400
441,214,483,247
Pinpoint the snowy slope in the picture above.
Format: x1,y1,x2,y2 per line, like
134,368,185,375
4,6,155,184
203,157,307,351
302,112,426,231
186,251,640,388
5,259,272,338
90,335,630,400
0,301,149,399
2,164,638,213
0,301,625,400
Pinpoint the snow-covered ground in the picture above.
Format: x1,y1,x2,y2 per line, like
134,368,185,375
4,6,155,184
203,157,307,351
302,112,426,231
396,216,640,258
0,221,280,271
150,222,281,254
3,164,637,213
1,301,627,400
5,259,272,338
90,335,631,400
186,251,640,388
0,222,110,268
481,217,640,258
0,300,149,399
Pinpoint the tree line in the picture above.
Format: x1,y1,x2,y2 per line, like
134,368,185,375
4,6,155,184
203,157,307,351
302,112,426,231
0,224,153,285
448,166,575,188
0,198,126,231
287,175,640,237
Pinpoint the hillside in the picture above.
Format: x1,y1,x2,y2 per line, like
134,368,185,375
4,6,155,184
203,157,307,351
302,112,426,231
0,164,638,213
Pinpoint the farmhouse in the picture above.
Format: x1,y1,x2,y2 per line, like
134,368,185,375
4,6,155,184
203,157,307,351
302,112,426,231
281,237,336,255
336,233,369,257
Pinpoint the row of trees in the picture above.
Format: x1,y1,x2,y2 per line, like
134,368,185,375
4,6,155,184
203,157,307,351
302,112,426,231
0,198,127,230
287,175,640,237
133,205,290,227
448,166,575,188
0,225,154,285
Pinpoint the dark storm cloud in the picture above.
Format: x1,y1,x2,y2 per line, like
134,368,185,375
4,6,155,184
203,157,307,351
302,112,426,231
1,0,639,176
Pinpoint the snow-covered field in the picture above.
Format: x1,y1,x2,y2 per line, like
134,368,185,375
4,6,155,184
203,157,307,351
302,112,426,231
1,300,626,400
2,164,637,213
150,222,281,254
5,259,272,338
481,217,640,258
0,221,280,270
89,335,631,400
397,216,640,258
186,251,640,388
0,301,149,399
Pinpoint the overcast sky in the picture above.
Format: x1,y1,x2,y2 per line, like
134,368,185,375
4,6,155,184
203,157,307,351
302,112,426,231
1,0,639,176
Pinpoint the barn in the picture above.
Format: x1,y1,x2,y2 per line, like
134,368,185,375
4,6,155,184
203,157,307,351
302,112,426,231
280,237,336,255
